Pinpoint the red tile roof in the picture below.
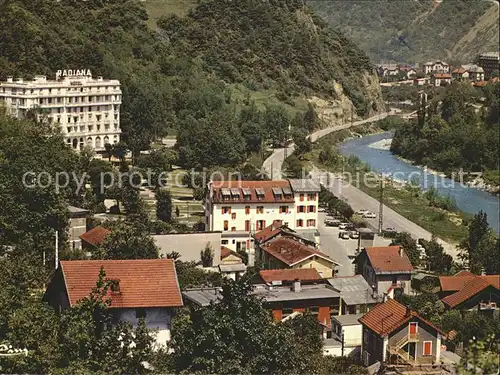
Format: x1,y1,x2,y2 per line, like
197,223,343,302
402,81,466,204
433,73,452,79
359,299,444,337
364,246,414,274
261,237,334,266
254,220,286,242
259,269,322,283
473,81,488,87
80,226,111,247
452,67,466,74
59,259,183,308
439,275,476,292
211,180,294,204
441,277,491,308
220,246,243,260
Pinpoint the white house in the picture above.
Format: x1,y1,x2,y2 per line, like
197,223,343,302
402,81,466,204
423,61,449,75
431,73,452,87
324,314,364,357
0,72,122,153
43,259,183,348
204,179,320,259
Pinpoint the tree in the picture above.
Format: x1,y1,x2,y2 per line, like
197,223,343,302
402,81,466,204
200,243,214,267
421,236,453,274
390,232,420,266
96,222,158,259
174,260,224,289
292,127,312,159
459,210,496,274
263,105,290,148
156,189,173,223
169,278,328,374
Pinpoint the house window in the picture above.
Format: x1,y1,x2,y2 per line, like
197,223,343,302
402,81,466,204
256,220,266,231
409,322,418,335
307,219,316,227
222,240,229,245
308,205,315,213
231,227,236,232
245,206,250,215
423,341,432,356
364,328,369,344
299,194,304,201
135,308,146,319
223,221,229,231
307,194,315,201
256,206,264,214
245,220,250,232
296,219,303,227
231,212,236,220
222,206,231,214
297,205,305,213
363,350,370,366
279,205,288,213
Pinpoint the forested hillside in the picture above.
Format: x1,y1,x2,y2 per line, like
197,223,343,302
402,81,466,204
0,0,383,168
308,0,499,63
391,82,499,178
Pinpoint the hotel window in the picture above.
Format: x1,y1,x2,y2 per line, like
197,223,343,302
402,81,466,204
231,227,236,232
297,205,305,213
279,206,288,213
256,206,264,214
222,240,229,245
296,219,304,227
307,194,316,201
221,206,231,214
245,220,250,232
231,212,236,220
223,221,229,231
256,220,266,231
308,205,315,213
245,206,250,215
299,194,304,201
307,219,316,227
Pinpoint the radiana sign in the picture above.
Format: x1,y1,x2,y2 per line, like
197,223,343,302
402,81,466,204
56,69,92,79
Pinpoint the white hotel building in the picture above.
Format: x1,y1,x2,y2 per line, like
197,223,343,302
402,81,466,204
0,71,121,153
205,179,320,259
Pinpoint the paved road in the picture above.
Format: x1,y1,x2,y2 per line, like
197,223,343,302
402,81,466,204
262,112,391,180
317,212,391,277
311,170,458,259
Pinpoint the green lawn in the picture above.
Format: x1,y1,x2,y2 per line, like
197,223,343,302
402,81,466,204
144,0,197,29
229,84,310,117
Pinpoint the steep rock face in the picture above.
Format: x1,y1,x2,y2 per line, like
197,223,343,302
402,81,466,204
157,0,384,119
309,0,499,63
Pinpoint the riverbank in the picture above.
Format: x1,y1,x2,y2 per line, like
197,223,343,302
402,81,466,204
370,137,500,196
300,130,468,243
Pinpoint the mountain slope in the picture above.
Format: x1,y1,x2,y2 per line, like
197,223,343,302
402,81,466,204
308,0,499,63
157,0,384,117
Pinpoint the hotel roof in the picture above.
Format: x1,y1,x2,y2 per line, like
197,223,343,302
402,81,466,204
211,180,294,204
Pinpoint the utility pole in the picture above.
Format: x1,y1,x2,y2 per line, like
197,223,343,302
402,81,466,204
55,230,59,270
378,179,384,235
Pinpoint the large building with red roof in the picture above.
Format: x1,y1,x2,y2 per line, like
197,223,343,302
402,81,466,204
204,179,320,263
359,299,445,366
353,246,414,296
43,259,183,346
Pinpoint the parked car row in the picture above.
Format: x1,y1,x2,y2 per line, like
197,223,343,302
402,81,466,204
338,230,359,240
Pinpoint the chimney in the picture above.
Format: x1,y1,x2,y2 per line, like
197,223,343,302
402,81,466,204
398,246,403,257
292,279,301,293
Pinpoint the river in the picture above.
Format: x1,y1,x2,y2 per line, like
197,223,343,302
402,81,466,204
339,131,500,234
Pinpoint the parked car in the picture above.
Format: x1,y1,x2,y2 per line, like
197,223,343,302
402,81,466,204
349,231,359,239
356,209,369,216
362,212,377,219
339,231,351,240
382,227,397,237
339,223,351,230
325,218,340,227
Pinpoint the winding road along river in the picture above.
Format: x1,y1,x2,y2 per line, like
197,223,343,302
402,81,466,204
339,132,500,234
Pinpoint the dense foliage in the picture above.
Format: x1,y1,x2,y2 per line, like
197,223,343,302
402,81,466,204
391,82,500,176
0,0,382,166
309,0,498,63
